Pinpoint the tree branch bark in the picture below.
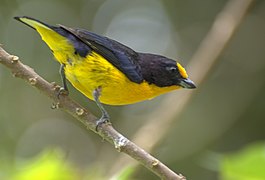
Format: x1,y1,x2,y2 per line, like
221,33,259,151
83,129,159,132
0,46,185,179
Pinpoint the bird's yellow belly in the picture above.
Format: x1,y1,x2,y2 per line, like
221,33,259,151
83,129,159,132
62,52,180,105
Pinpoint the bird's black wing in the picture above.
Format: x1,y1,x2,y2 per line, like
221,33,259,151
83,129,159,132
59,25,143,84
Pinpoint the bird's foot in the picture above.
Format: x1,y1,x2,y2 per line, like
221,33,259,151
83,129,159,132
96,114,111,131
57,87,69,99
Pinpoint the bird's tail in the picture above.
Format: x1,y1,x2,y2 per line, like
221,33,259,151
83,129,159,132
14,16,53,31
14,16,73,55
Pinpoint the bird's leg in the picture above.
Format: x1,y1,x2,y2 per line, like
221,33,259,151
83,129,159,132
93,87,110,131
57,63,69,98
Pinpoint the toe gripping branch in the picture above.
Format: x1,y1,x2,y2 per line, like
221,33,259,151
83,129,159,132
57,63,69,98
93,87,110,131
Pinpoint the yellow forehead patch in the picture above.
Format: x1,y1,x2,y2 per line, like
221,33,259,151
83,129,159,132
177,63,188,79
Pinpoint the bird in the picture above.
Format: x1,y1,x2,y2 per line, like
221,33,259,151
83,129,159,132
14,16,196,129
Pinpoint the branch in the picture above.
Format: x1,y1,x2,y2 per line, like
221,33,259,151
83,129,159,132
0,46,185,179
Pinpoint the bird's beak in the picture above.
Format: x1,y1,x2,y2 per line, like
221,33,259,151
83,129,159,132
179,78,196,89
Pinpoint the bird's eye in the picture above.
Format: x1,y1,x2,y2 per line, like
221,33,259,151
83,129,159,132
166,66,177,72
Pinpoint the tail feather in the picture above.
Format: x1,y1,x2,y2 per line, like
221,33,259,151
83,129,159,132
14,16,53,31
14,16,74,56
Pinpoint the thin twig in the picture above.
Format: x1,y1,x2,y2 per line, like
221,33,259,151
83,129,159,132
0,47,185,180
109,0,255,177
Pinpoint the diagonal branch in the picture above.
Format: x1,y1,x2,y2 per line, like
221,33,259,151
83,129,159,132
0,46,185,180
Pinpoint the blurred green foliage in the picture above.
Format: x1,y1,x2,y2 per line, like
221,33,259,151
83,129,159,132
11,149,77,180
0,0,265,179
221,142,265,180
0,148,107,180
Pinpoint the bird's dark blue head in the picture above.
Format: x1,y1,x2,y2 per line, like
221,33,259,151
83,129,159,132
138,53,196,88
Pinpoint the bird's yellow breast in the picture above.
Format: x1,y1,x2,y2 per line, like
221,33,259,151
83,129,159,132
57,51,180,105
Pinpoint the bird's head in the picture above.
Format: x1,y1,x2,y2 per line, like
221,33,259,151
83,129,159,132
169,62,196,89
139,53,196,89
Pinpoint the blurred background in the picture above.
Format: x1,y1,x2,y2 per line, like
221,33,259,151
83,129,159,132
0,0,265,179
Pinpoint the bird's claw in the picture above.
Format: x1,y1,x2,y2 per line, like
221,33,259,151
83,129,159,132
57,87,69,99
96,115,111,131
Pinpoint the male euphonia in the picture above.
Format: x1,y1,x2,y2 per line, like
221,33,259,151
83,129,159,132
14,16,196,128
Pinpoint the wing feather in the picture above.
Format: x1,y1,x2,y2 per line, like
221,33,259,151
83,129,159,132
59,25,143,83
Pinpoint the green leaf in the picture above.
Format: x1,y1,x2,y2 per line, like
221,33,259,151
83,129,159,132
221,142,265,180
12,149,77,180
